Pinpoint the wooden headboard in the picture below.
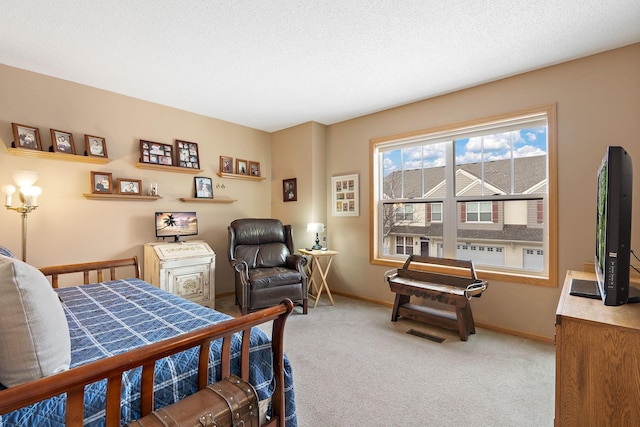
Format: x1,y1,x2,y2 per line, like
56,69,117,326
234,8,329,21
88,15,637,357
39,257,140,288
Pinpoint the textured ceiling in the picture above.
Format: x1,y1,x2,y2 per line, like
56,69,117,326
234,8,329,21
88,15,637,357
1,1,639,132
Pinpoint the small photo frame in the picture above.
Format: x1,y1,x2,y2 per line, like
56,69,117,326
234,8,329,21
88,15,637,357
283,178,297,202
194,176,213,199
249,161,261,177
139,140,173,166
332,174,359,216
85,135,108,158
12,123,42,151
220,156,233,174
50,129,76,154
236,159,248,175
176,140,200,169
91,171,113,194
116,178,142,195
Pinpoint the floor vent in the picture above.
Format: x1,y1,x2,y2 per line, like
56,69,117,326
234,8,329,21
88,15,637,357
407,328,445,343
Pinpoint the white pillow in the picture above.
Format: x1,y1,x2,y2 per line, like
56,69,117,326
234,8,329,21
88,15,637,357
0,255,71,387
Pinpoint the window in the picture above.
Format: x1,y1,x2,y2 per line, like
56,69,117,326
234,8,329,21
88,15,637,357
465,201,493,223
430,203,442,222
371,105,557,286
395,204,414,222
395,236,414,255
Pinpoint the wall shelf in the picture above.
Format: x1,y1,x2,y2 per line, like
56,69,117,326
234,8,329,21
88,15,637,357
136,162,203,174
216,172,265,181
179,197,236,204
82,193,162,201
8,147,110,164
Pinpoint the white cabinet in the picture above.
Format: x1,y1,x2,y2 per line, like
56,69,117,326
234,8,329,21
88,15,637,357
143,240,215,308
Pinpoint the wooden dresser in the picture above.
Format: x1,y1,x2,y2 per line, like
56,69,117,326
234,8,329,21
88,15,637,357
555,270,640,426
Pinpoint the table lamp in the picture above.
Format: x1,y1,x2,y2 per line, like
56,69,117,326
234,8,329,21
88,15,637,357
307,222,325,250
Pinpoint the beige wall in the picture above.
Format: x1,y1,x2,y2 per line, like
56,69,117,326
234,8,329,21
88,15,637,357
324,43,640,340
0,64,272,295
1,43,639,340
271,121,328,249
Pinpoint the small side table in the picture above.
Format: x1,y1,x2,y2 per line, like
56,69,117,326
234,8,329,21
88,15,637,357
299,249,338,308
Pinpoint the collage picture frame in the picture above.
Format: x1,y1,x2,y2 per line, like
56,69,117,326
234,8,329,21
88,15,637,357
332,173,359,216
176,140,200,169
139,140,173,166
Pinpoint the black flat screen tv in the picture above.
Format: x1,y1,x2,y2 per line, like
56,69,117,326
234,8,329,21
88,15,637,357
594,146,637,306
155,212,198,242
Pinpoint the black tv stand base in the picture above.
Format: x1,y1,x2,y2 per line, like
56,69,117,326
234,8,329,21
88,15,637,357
569,278,640,303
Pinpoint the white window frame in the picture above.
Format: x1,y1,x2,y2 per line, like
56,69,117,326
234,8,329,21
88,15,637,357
370,105,558,287
465,201,492,223
430,202,443,222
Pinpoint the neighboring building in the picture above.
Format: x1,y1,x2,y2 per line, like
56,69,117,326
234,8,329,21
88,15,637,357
382,155,546,270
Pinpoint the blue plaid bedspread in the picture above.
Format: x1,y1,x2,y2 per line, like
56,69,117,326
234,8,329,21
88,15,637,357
0,278,297,426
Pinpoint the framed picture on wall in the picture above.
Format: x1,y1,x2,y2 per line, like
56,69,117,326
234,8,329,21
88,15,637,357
91,171,113,194
139,140,173,166
176,139,200,169
50,129,75,154
116,178,142,195
332,173,359,216
249,161,261,177
283,178,297,202
85,134,108,158
236,158,248,175
194,176,214,198
220,156,233,173
11,123,42,151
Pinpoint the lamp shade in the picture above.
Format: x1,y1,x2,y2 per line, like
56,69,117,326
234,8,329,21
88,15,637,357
307,223,325,233
12,170,39,188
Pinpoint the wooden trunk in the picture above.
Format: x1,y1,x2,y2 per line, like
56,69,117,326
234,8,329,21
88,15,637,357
127,375,259,427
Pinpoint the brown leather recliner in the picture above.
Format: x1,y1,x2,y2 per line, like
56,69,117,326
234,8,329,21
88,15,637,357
228,218,308,315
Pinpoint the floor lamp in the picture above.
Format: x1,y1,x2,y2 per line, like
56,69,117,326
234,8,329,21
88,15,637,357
2,171,42,262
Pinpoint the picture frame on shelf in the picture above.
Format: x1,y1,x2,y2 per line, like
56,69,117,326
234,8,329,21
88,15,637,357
11,123,42,151
249,161,261,177
50,129,75,154
91,171,113,194
332,173,359,216
194,176,213,199
139,140,173,166
176,139,200,169
85,134,108,158
116,178,142,195
220,156,233,173
283,178,297,202
236,158,248,175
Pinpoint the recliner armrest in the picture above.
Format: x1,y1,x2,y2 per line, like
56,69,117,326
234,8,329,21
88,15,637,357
286,254,307,272
230,259,250,281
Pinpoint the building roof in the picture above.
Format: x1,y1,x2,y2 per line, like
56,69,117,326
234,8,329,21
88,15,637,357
384,155,546,199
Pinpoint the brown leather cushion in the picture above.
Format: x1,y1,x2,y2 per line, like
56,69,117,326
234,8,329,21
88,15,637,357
235,243,289,269
248,267,304,290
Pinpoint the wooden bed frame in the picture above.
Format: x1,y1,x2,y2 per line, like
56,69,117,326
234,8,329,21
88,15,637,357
0,257,293,427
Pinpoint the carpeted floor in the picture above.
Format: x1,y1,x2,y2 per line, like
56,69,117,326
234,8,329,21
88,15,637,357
216,294,555,427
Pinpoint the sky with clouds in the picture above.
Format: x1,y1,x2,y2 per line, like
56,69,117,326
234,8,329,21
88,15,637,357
383,126,547,176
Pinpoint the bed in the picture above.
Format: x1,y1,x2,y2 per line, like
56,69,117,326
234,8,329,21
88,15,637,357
0,254,297,427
